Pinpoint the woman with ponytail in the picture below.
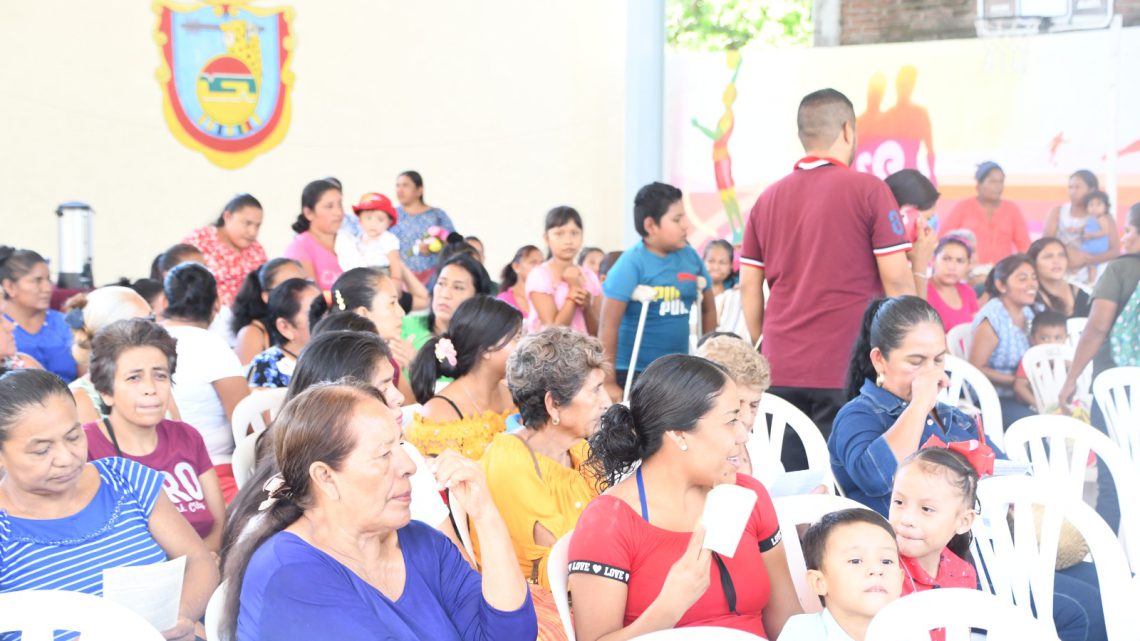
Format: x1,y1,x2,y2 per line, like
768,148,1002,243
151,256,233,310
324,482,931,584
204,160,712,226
282,179,345,291
496,244,542,315
230,258,305,365
568,354,800,641
222,381,536,641
830,296,1003,516
406,296,521,459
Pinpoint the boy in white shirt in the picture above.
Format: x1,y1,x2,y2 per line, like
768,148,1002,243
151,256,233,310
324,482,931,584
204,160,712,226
781,509,904,641
337,192,405,282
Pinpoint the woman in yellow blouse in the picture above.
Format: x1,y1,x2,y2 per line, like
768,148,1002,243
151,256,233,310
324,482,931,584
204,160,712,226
407,296,522,459
481,326,612,588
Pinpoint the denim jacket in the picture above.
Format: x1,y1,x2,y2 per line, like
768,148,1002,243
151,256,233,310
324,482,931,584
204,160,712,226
828,379,1005,516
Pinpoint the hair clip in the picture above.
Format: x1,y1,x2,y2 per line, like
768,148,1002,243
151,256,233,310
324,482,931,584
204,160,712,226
334,289,346,311
435,338,458,367
258,473,294,511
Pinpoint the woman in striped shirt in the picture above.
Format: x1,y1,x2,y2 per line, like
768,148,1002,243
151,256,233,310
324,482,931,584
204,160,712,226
0,369,218,641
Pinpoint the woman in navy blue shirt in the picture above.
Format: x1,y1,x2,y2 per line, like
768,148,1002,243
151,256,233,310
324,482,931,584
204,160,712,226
222,380,535,641
828,295,1004,516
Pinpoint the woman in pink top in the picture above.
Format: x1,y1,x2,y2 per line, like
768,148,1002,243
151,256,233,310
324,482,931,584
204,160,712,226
182,194,268,306
495,244,542,315
82,318,225,551
526,207,602,335
939,161,1030,266
926,234,980,330
283,179,344,291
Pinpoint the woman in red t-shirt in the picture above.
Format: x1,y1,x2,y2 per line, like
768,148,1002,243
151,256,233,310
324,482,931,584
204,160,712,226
568,354,801,641
82,318,225,552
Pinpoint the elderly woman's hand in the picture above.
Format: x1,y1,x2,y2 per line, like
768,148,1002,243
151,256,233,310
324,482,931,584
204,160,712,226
431,450,496,522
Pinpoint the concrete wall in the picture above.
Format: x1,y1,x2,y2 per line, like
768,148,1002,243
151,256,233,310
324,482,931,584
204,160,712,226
0,1,627,283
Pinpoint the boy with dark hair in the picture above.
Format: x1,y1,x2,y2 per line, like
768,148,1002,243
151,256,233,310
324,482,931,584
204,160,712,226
599,182,715,397
1013,309,1069,410
781,508,903,641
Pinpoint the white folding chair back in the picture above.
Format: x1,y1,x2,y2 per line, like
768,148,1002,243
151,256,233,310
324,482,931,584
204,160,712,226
204,580,229,641
0,589,165,641
747,393,834,492
1093,367,1140,462
1003,415,1140,573
400,403,422,429
630,628,766,640
1021,344,1070,412
865,588,1059,641
231,432,259,489
945,322,973,360
547,530,576,641
231,387,288,443
773,494,873,613
1066,317,1087,352
939,355,1005,450
971,476,1136,641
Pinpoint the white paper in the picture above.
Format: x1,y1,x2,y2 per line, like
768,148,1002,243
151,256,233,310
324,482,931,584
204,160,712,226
700,484,757,558
766,468,829,498
102,555,186,631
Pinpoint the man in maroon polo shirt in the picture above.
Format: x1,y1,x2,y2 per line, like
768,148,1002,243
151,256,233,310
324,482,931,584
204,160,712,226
740,88,916,471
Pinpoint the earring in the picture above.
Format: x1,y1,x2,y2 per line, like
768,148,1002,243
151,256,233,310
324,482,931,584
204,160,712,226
679,441,688,452
552,416,560,426
875,373,885,387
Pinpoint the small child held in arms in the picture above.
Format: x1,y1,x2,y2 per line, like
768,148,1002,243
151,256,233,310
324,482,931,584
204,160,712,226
599,182,715,398
1013,310,1068,411
337,192,405,283
779,508,903,641
1077,191,1115,283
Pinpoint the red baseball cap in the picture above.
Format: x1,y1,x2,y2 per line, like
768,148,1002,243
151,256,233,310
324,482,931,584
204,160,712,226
352,192,398,224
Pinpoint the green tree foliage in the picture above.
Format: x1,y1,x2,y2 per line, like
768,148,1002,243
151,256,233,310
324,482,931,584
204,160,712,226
667,0,813,51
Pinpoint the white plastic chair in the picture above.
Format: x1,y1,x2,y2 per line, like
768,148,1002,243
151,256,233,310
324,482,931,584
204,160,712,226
0,589,165,641
865,588,1059,641
204,580,229,641
231,432,259,489
939,355,1005,450
631,628,766,640
1003,415,1140,573
1093,367,1140,463
747,393,835,493
971,476,1137,641
230,387,288,443
1066,317,1087,352
946,322,973,360
547,530,575,641
772,493,873,613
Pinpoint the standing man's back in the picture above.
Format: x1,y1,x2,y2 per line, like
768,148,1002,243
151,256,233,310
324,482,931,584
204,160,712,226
740,88,916,471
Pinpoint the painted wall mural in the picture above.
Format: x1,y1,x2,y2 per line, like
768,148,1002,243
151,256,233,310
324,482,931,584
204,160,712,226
153,0,295,169
667,28,1140,253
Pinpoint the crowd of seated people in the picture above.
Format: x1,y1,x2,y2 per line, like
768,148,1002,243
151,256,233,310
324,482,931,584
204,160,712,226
1,86,1139,641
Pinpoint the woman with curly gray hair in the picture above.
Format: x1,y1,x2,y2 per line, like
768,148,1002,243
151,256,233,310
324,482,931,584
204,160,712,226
481,326,611,592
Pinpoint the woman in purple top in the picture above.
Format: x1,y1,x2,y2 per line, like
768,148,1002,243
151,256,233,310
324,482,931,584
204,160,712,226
283,179,345,291
222,380,536,641
82,318,225,551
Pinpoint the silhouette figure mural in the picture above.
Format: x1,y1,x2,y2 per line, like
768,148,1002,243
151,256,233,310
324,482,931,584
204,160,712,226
854,65,937,185
691,50,745,244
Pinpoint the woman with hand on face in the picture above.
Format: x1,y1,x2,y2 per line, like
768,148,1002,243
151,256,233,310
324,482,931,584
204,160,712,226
0,369,218,641
527,206,603,336
1028,237,1092,318
222,381,536,641
283,179,346,292
84,319,225,552
568,355,801,641
0,247,77,381
402,254,494,351
969,254,1039,427
183,194,268,308
829,296,1004,516
408,296,522,460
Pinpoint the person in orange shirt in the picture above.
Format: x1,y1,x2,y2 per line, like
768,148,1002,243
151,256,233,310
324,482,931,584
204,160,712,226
939,161,1030,267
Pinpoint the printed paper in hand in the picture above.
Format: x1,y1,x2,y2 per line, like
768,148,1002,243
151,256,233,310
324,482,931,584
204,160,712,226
766,468,829,498
700,484,757,558
102,555,186,631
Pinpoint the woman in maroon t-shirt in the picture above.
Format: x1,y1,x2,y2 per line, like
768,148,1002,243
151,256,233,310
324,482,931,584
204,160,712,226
568,355,801,641
83,318,225,551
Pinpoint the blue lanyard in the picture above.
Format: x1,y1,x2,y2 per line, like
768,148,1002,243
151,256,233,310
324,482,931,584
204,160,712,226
636,466,650,522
